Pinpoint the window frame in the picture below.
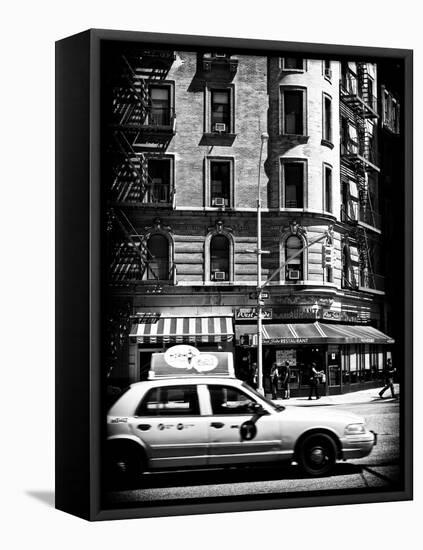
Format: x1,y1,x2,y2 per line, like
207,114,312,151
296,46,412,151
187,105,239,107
207,384,259,416
280,57,306,72
280,158,307,209
280,86,307,136
204,229,234,284
323,163,333,214
323,59,332,82
205,156,235,208
135,384,201,417
143,154,174,205
147,82,175,127
322,92,333,145
205,84,235,134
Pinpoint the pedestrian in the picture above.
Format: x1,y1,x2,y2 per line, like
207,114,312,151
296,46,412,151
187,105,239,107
379,358,397,398
270,362,280,399
308,362,322,400
280,361,291,399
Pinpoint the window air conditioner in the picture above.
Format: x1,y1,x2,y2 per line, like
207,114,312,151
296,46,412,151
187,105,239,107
215,53,227,58
288,269,300,280
213,271,226,281
214,122,226,133
325,68,332,79
212,197,226,207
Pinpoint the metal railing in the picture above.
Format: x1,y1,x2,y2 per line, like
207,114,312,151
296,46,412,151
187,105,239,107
340,75,378,114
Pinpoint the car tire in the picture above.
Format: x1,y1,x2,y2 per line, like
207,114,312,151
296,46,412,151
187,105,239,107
297,433,337,477
106,443,144,486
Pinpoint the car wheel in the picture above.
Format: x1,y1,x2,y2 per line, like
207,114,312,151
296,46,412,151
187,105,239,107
297,433,337,477
107,443,144,486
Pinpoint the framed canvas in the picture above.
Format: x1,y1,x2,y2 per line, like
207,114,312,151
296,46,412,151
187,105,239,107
55,29,413,521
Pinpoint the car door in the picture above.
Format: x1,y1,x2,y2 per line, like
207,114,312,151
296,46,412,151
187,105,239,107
129,383,209,469
205,384,283,466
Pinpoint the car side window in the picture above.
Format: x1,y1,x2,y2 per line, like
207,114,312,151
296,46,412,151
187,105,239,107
209,385,257,415
135,385,200,417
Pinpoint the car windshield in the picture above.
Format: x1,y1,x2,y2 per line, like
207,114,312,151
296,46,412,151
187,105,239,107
241,382,285,412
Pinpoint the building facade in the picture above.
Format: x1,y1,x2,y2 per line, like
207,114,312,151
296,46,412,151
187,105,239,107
103,45,397,397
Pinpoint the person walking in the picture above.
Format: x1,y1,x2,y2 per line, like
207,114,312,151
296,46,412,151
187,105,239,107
308,362,322,400
250,362,258,389
280,361,291,399
270,362,280,399
379,358,397,398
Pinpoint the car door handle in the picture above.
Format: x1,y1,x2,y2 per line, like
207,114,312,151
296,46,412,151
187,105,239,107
210,422,225,429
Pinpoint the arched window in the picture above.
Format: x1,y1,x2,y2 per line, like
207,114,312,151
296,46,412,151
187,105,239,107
285,235,303,281
146,234,169,280
210,235,229,281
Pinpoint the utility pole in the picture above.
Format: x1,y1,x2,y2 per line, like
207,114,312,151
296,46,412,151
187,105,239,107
256,132,269,394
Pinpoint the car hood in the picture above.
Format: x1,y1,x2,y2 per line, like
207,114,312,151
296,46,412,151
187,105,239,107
277,405,365,426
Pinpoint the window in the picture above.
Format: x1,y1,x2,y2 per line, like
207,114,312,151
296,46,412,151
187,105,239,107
323,60,332,80
324,165,332,213
282,161,304,208
144,158,171,204
210,160,231,207
382,87,400,134
282,58,305,71
210,235,230,281
281,88,306,135
145,234,169,280
209,385,256,415
136,385,200,416
211,89,231,133
322,94,332,143
149,86,171,126
285,235,303,281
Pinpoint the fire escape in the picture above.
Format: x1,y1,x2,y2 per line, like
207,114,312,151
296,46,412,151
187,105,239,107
340,62,384,293
105,49,176,287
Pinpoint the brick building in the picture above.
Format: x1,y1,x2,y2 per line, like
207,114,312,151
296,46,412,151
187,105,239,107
103,44,397,397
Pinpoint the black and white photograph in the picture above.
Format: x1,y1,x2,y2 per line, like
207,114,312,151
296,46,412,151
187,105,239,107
98,36,410,512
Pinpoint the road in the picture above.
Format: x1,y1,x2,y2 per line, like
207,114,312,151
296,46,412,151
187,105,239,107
105,398,400,507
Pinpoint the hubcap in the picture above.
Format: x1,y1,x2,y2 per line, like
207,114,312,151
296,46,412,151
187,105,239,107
309,446,326,465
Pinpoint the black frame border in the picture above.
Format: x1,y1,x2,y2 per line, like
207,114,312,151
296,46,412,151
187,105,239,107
55,28,413,521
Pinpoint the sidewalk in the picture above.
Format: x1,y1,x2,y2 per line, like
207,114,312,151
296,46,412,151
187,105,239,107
271,384,400,407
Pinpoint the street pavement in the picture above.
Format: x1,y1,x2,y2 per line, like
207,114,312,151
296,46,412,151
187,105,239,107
105,385,401,506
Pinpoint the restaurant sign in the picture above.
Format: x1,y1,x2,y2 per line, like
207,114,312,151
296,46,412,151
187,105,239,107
235,308,273,320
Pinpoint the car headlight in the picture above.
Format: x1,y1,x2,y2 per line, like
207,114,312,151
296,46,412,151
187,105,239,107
344,423,366,435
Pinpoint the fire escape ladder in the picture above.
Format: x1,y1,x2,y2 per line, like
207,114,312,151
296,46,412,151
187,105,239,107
113,208,161,281
356,227,376,290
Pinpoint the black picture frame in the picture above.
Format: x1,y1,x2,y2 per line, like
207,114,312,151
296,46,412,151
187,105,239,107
55,28,413,521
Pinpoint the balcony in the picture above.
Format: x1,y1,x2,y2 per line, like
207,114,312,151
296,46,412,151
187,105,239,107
342,268,385,293
341,136,380,171
340,204,381,231
340,75,378,119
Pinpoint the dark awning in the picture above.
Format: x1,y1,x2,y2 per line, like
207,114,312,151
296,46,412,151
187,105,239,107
130,316,234,344
235,322,394,345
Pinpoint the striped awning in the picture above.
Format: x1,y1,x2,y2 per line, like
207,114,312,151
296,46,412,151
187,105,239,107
236,322,394,345
130,316,234,344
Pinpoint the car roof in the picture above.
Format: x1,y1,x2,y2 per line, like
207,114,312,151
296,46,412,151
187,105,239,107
129,376,243,388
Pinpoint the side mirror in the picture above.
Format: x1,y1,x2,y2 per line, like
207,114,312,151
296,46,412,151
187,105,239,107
249,402,266,415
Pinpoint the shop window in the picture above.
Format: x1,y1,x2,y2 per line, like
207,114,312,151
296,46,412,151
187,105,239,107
322,94,332,144
149,86,172,126
281,58,305,71
280,88,306,135
209,159,232,207
282,160,305,208
136,385,200,416
208,385,257,415
145,234,170,280
210,234,230,281
285,235,303,281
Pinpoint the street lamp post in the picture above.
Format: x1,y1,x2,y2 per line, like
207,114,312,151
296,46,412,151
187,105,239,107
256,132,269,395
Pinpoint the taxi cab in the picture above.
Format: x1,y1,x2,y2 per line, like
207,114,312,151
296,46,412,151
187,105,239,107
107,346,375,481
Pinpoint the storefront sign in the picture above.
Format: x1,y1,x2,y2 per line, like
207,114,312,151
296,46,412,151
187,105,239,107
268,338,309,344
235,308,273,320
135,313,161,324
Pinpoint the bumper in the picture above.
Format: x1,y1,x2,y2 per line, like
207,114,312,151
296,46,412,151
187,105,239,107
340,430,377,460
